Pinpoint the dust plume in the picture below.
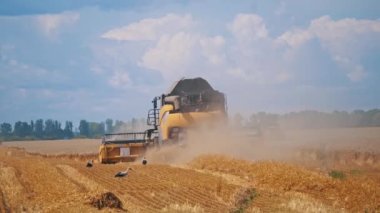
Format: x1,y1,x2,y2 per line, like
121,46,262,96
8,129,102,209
145,124,296,165
145,124,380,170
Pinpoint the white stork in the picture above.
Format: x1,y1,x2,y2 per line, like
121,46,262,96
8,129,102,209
86,159,93,168
142,157,147,165
114,167,133,178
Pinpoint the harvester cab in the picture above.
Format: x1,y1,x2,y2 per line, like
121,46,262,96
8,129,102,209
98,77,227,163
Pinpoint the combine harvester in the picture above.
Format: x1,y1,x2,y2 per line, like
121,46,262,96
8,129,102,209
99,77,227,163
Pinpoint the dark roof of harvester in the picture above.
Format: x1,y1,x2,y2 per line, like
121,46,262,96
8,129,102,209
166,77,214,96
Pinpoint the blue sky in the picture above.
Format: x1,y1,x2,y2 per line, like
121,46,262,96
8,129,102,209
0,0,379,124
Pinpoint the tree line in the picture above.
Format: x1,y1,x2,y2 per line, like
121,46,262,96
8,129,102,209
2,109,380,141
0,118,148,141
234,109,380,129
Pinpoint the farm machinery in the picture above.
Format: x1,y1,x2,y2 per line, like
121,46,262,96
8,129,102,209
98,77,227,163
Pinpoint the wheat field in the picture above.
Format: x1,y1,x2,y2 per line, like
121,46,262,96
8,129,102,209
0,128,379,212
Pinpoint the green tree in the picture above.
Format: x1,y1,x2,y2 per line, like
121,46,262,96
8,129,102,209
54,120,63,138
23,121,32,136
13,121,22,137
35,119,44,138
0,123,12,137
351,110,366,127
98,122,105,136
368,109,380,126
44,119,55,138
30,120,34,135
79,120,90,137
372,112,380,126
105,118,113,133
63,121,74,139
14,121,28,137
89,122,105,138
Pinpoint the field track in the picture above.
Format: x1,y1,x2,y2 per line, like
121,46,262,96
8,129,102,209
0,147,241,212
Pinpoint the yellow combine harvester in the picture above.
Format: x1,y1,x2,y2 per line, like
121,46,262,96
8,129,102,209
98,77,227,163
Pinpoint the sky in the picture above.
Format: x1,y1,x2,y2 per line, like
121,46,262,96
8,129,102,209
0,0,380,124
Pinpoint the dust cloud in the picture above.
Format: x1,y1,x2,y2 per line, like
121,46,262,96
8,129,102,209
145,124,295,165
145,124,380,169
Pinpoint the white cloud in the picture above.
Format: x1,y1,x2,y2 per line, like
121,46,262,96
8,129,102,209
35,11,80,38
140,32,199,80
223,14,293,85
137,13,287,85
333,55,367,81
89,41,141,90
277,15,380,81
200,36,226,65
228,13,268,43
139,14,289,84
108,71,131,89
102,13,285,85
102,14,194,41
0,55,68,89
276,28,313,48
310,16,380,44
97,12,379,92
277,16,380,50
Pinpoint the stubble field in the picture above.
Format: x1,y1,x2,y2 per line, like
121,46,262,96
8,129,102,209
0,127,379,212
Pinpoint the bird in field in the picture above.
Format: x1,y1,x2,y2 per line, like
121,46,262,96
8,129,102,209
142,157,147,165
114,167,133,178
86,159,93,168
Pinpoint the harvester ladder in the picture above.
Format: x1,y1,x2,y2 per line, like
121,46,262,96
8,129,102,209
147,108,159,127
147,96,160,129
